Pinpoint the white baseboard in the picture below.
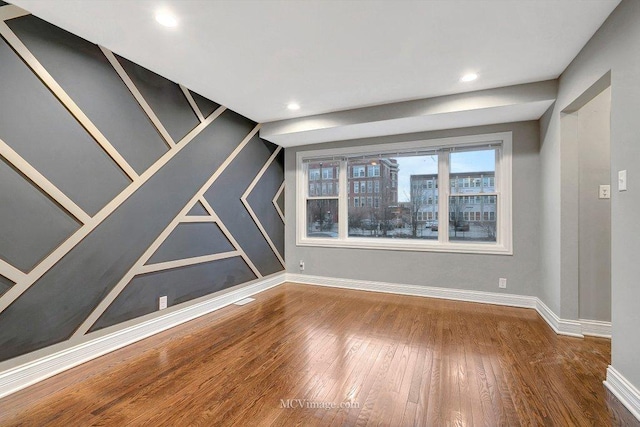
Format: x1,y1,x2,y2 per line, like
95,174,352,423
0,272,286,400
604,366,640,421
534,297,584,338
286,273,587,338
580,318,612,338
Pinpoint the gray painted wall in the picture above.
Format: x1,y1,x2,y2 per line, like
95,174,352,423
285,121,540,296
0,13,284,365
578,87,611,322
539,0,640,390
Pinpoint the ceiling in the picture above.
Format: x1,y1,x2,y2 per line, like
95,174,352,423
10,0,620,145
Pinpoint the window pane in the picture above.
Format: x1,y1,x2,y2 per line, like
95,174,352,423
306,199,338,238
307,161,339,197
450,149,495,195
448,195,497,242
347,155,438,239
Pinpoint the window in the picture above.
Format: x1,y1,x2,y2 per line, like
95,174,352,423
297,132,512,254
303,161,339,238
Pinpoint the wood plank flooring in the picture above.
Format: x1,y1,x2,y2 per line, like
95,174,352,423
0,283,637,426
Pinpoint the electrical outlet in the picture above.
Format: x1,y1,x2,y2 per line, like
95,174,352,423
599,185,610,199
299,260,305,271
499,278,507,289
159,295,168,310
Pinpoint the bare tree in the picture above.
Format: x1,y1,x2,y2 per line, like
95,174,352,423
407,184,427,237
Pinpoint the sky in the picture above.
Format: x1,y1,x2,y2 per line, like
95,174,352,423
395,149,495,202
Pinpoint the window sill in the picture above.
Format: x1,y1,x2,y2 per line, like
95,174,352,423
296,237,512,256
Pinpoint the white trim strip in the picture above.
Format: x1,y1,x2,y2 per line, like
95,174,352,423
0,138,91,224
0,4,30,21
0,23,138,181
241,146,285,267
534,298,583,337
72,123,260,337
198,197,262,279
604,366,640,421
100,46,175,148
0,272,286,400
0,107,227,314
0,260,25,284
272,181,285,223
138,251,240,274
180,84,205,123
180,216,216,223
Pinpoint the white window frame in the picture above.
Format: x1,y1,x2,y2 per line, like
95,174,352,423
296,132,513,255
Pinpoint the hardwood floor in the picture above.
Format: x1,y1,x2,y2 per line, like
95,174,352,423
0,283,637,426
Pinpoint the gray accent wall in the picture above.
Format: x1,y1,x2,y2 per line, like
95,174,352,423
247,149,285,257
0,13,284,365
186,200,210,216
0,158,80,272
7,16,170,175
539,0,640,390
190,90,221,118
0,276,13,297
286,121,540,296
205,137,284,277
0,34,131,216
116,54,200,142
147,223,235,265
91,257,256,332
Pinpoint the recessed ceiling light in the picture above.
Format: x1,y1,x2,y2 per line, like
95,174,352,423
287,102,300,111
155,11,178,28
460,73,478,82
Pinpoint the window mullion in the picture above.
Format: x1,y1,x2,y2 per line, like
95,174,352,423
438,150,449,245
338,159,348,239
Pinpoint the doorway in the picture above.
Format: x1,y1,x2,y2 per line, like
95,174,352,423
576,86,611,323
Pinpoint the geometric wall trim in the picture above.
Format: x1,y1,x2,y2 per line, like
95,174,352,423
274,182,285,222
204,136,284,278
0,155,81,273
115,53,200,144
245,148,285,260
0,28,131,217
0,5,284,364
7,15,170,176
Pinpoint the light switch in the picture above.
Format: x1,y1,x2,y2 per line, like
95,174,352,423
599,185,610,199
619,170,627,192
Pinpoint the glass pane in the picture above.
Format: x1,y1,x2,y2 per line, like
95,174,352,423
307,161,339,197
449,149,495,195
306,199,338,238
448,195,497,242
347,154,438,239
